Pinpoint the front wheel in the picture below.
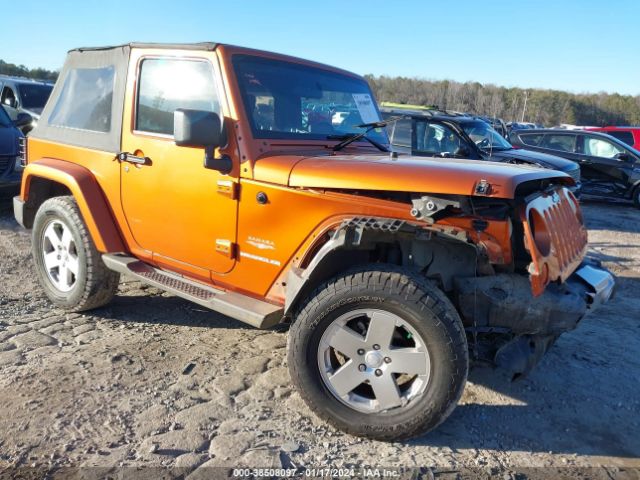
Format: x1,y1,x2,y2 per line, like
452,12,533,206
32,196,120,311
287,265,468,441
633,185,640,209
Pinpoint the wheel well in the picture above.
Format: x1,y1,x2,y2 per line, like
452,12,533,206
21,177,72,228
284,221,480,315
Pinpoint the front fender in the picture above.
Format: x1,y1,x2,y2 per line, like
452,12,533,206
20,158,125,253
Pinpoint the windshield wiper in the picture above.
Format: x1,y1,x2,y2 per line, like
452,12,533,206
329,116,406,152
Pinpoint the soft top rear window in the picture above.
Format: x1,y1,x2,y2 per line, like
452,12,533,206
48,66,115,133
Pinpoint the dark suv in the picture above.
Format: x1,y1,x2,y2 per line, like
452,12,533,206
382,109,581,191
0,105,24,194
0,76,54,133
510,128,640,207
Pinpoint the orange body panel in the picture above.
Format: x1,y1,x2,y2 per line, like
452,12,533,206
20,43,587,305
119,48,240,278
286,155,569,199
20,157,125,253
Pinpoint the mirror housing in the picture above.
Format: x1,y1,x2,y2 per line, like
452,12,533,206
614,152,631,162
174,109,232,174
15,112,33,129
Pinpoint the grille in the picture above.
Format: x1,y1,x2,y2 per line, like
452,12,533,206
523,187,588,296
18,136,26,166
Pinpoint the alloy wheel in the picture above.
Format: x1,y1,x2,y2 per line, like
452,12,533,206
41,219,79,292
317,309,431,413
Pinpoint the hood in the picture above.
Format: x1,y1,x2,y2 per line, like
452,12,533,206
489,148,578,172
0,126,19,157
254,153,572,199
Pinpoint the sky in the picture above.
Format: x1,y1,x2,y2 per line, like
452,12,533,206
3,0,639,96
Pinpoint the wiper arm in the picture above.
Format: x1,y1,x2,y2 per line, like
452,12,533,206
327,131,388,152
329,116,407,152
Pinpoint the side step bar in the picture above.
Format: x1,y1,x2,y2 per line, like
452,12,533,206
102,254,283,329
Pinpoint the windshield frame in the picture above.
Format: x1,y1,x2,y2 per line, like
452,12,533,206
231,54,388,145
460,120,513,151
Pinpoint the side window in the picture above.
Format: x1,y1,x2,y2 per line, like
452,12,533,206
136,58,220,136
582,136,624,158
48,67,115,132
414,121,461,154
543,134,577,153
518,133,543,147
390,119,412,148
1,86,17,108
607,131,634,147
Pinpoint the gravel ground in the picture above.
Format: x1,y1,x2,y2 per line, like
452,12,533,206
0,197,638,476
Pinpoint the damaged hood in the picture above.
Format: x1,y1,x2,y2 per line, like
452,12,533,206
254,153,572,199
488,148,578,172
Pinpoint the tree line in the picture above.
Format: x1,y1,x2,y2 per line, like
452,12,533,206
0,59,58,82
365,75,640,127
2,57,638,126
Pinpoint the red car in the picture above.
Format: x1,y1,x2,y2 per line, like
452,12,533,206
586,126,640,150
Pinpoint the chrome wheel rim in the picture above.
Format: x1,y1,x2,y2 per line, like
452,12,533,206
317,309,431,414
41,219,79,292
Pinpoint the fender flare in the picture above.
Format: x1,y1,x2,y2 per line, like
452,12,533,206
283,217,441,314
20,158,125,253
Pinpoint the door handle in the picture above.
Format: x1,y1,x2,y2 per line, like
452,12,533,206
117,151,150,165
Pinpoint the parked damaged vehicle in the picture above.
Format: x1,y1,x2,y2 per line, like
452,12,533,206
0,105,26,194
0,76,54,134
382,108,582,194
510,128,640,207
14,42,614,440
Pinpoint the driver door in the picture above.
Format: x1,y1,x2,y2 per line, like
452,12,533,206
576,134,633,195
120,53,238,276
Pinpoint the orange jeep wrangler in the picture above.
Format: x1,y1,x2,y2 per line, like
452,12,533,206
13,42,614,440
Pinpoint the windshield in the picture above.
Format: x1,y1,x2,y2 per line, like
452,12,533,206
233,54,387,144
17,83,53,110
0,105,12,128
461,121,512,151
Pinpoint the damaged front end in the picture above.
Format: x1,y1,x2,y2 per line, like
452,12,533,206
444,186,616,379
455,263,614,379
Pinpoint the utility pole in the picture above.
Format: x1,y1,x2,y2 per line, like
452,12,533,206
521,90,528,122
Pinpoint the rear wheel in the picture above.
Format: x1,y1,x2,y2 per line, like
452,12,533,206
32,196,120,311
287,265,468,441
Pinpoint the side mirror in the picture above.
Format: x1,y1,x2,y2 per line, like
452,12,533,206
614,152,631,162
174,109,232,174
15,112,33,128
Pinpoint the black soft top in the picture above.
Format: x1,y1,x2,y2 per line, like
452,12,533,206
69,42,218,53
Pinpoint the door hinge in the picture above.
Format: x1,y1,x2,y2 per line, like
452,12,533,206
215,239,236,259
217,180,238,199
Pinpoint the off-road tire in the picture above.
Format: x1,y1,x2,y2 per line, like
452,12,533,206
32,196,120,311
287,264,468,441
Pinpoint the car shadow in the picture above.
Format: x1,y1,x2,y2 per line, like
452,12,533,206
89,293,255,331
406,272,640,459
581,199,640,234
587,242,638,267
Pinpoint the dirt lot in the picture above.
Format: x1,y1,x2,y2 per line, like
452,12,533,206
0,197,639,476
